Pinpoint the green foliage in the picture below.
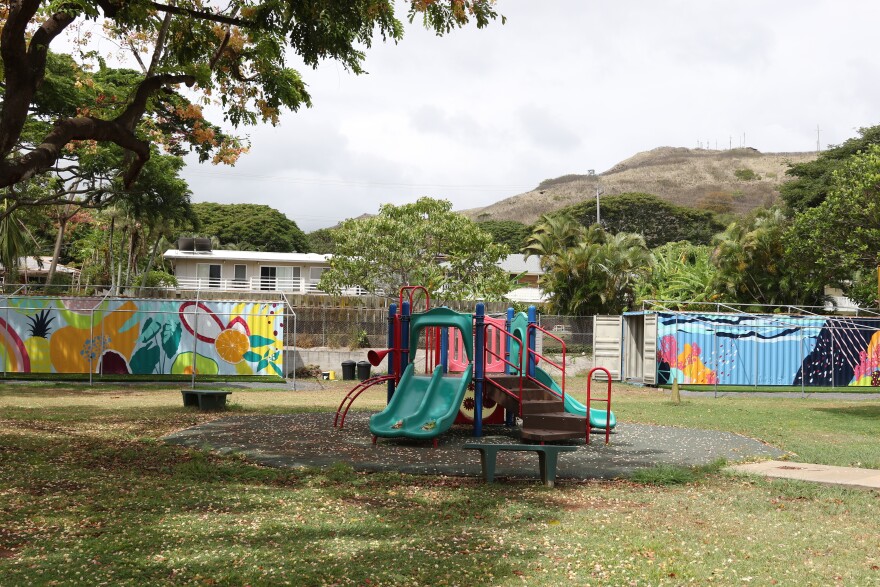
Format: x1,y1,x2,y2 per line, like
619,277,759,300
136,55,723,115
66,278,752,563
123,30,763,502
192,203,308,252
526,218,652,314
785,145,880,307
712,208,819,307
319,197,512,302
636,241,720,308
1,0,500,193
781,124,880,211
0,201,31,283
560,193,724,247
476,220,531,252
307,228,338,254
734,168,760,181
142,270,178,288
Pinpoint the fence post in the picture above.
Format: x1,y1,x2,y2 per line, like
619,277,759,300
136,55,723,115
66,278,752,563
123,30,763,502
89,308,95,386
714,327,718,398
801,333,805,398
3,300,8,379
830,324,835,389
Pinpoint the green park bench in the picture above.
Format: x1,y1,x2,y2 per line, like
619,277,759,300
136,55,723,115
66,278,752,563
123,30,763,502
181,389,232,411
463,442,578,488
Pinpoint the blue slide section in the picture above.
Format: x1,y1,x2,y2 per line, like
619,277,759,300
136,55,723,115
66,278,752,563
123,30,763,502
533,367,616,429
369,363,473,439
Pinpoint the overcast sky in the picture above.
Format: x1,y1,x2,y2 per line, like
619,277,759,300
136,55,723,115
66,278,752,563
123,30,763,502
179,0,880,232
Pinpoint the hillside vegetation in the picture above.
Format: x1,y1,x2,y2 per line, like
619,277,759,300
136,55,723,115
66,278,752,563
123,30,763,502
461,147,817,224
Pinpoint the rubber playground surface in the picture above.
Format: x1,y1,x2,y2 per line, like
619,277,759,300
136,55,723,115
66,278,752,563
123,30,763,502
164,411,785,483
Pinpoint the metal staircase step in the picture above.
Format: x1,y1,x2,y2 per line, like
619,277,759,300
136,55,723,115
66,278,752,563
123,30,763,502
522,413,585,433
521,399,564,414
520,428,584,442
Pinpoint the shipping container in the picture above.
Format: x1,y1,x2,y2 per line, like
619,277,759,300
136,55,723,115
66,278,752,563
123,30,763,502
600,310,880,388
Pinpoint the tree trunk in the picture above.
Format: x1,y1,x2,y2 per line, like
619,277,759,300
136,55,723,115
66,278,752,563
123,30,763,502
115,225,127,295
139,232,164,295
108,216,116,294
45,217,67,287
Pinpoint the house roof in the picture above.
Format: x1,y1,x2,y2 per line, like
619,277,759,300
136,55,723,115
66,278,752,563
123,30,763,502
0,256,79,275
504,286,548,304
497,254,543,276
163,249,331,263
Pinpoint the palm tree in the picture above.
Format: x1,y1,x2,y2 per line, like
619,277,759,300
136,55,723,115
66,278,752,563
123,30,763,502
524,214,585,270
0,199,28,286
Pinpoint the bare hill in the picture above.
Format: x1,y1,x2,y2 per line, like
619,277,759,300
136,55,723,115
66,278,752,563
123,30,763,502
461,147,817,224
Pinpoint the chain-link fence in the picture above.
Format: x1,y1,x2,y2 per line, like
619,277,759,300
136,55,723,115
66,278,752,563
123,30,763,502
289,306,595,355
536,315,594,354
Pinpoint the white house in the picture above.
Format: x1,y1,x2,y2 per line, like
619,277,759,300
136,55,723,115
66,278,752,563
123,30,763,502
163,248,547,300
163,249,334,294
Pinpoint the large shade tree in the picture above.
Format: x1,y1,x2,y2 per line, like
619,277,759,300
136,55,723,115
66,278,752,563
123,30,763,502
0,0,501,196
785,145,880,307
319,197,513,302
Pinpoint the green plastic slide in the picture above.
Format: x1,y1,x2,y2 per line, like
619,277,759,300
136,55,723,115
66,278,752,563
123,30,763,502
533,366,616,429
369,363,473,439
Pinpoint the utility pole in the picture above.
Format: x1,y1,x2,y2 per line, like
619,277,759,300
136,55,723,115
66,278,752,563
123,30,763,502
595,180,604,225
816,125,821,152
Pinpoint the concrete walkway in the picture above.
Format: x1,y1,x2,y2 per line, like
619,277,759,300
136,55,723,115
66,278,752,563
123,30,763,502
729,460,880,490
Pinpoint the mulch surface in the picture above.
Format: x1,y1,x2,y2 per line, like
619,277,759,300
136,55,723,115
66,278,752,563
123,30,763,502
164,411,785,483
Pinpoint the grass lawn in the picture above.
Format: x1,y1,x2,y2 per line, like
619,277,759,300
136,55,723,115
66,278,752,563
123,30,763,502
1,380,879,586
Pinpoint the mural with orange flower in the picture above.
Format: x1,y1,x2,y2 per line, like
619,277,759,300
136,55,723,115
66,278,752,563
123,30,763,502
0,296,284,376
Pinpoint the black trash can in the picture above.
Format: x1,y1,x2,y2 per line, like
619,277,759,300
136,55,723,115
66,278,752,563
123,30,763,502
341,360,357,381
357,360,372,381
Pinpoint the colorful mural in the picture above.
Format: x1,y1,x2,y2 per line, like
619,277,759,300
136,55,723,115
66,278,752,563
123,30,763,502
655,312,880,387
0,296,284,376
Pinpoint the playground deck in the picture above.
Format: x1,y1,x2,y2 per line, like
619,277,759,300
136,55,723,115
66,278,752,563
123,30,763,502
164,412,784,482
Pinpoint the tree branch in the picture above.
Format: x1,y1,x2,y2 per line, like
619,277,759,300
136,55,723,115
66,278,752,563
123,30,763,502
0,3,74,156
150,2,251,27
147,11,173,77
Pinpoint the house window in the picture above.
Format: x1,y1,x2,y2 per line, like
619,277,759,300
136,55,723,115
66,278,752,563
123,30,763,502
308,267,328,293
260,266,277,291
197,263,221,287
276,266,300,292
234,264,247,284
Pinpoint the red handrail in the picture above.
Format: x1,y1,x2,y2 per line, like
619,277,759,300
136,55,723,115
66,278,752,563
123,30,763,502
526,323,566,405
586,367,612,445
399,285,436,373
334,375,395,429
482,324,524,416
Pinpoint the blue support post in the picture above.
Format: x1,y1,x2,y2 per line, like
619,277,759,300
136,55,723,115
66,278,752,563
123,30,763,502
505,307,515,427
527,305,537,378
474,303,486,437
505,307,514,375
387,303,397,403
440,327,449,374
400,301,411,371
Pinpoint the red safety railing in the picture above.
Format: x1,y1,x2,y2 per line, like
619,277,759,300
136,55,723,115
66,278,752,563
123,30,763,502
334,374,396,429
526,323,567,405
482,324,524,416
586,367,612,445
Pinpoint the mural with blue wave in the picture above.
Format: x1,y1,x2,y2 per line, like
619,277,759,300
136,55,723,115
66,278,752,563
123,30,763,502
655,312,880,387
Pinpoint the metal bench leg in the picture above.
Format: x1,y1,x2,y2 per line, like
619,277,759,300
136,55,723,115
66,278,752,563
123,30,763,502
538,452,560,488
479,449,497,483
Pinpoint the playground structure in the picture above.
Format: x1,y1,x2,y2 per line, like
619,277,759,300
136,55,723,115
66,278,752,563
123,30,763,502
334,287,616,444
